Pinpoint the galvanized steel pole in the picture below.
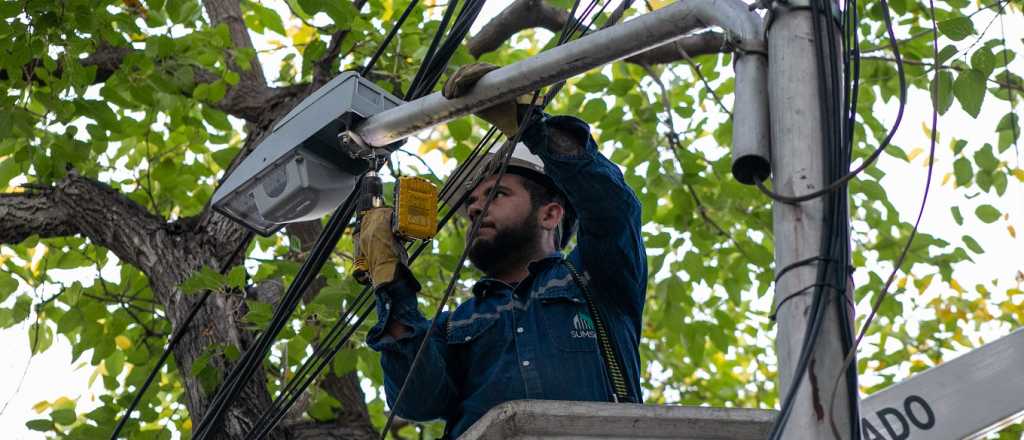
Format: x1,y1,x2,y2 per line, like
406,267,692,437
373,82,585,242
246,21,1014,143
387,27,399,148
767,4,854,439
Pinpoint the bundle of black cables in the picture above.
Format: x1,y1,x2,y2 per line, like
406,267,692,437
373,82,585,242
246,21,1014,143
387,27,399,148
764,0,861,439
763,0,910,437
234,1,496,439
376,2,629,438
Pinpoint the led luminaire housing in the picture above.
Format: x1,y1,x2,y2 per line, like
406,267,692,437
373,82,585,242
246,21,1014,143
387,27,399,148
211,72,404,235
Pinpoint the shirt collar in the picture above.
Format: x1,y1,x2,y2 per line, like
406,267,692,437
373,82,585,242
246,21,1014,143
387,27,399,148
527,251,565,274
471,252,564,298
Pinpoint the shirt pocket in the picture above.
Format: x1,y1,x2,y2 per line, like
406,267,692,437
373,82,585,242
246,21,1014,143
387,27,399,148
537,287,599,352
446,313,499,346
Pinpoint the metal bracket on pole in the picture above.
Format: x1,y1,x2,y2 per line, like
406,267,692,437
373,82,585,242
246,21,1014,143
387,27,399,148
352,0,770,186
212,0,771,233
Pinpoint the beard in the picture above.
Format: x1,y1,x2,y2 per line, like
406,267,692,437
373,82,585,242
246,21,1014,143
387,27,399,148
467,212,543,276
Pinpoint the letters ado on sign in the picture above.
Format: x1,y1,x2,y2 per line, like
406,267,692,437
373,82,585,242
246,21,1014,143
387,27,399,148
862,394,935,440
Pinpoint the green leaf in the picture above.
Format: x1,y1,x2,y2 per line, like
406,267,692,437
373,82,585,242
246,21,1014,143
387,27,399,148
971,48,996,77
951,207,963,225
26,419,53,431
961,235,984,254
937,16,975,41
447,117,472,141
207,80,227,102
951,139,968,155
576,73,610,92
0,156,21,188
0,272,17,303
973,144,998,171
992,170,1007,195
974,204,1000,223
226,266,247,289
995,113,1019,152
243,300,273,326
211,146,240,169
29,322,54,354
332,348,357,376
223,70,240,86
580,98,607,121
936,45,958,65
953,69,986,118
180,266,226,294
252,2,287,35
931,70,954,115
953,157,973,186
166,0,201,24
12,295,32,324
51,408,76,425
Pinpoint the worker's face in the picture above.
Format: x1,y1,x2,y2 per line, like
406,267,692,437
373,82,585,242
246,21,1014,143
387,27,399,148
464,174,542,273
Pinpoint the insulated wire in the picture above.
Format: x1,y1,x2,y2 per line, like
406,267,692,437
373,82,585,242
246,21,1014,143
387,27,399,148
249,124,502,439
363,0,421,76
829,0,932,434
248,121,500,440
192,188,362,440
405,0,460,100
378,97,544,437
754,2,906,206
378,2,617,437
108,232,254,439
197,2,440,433
766,0,859,437
243,2,497,436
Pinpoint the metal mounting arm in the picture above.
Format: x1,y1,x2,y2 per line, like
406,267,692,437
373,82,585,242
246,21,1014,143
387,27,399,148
352,0,770,184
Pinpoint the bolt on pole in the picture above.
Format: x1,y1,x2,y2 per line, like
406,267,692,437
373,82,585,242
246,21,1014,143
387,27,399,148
767,2,856,439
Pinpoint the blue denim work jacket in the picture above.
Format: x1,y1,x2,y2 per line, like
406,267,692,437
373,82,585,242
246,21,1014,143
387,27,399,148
366,115,647,439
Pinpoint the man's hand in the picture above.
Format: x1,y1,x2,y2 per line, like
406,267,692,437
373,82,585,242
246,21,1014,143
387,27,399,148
358,207,408,287
442,63,541,138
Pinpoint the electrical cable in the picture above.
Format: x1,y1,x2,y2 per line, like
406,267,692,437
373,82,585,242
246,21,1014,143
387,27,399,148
241,3,499,437
766,0,864,436
828,0,934,434
754,0,905,208
108,232,254,439
406,0,460,100
236,1,630,436
192,188,362,440
363,0,421,76
379,2,632,437
246,125,502,439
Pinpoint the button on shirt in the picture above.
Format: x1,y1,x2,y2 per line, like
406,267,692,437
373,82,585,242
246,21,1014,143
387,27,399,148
366,115,647,439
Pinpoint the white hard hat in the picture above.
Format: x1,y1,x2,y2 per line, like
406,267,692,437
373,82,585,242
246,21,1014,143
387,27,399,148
452,142,577,249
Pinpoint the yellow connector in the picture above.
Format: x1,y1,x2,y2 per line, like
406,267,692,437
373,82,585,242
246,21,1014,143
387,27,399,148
393,176,438,241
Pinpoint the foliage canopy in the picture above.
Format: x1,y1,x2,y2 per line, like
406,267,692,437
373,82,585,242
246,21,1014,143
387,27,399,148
0,0,1021,438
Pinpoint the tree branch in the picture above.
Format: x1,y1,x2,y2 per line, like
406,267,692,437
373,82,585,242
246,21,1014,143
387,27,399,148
314,0,370,87
1,41,304,123
287,420,376,440
0,172,169,275
467,0,730,65
467,0,567,58
201,0,267,87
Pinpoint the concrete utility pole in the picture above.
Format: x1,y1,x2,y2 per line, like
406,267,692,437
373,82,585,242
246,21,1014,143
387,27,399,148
767,2,855,439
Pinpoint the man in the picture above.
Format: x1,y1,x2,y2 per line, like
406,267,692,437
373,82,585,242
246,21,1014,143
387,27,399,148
359,63,647,438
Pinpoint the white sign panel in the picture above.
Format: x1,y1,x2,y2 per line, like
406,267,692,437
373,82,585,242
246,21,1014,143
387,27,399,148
860,328,1024,439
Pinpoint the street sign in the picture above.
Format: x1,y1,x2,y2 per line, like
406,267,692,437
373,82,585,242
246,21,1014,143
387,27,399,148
861,328,1024,439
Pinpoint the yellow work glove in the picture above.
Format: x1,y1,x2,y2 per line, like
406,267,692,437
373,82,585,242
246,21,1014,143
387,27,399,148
442,63,542,138
358,207,408,287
